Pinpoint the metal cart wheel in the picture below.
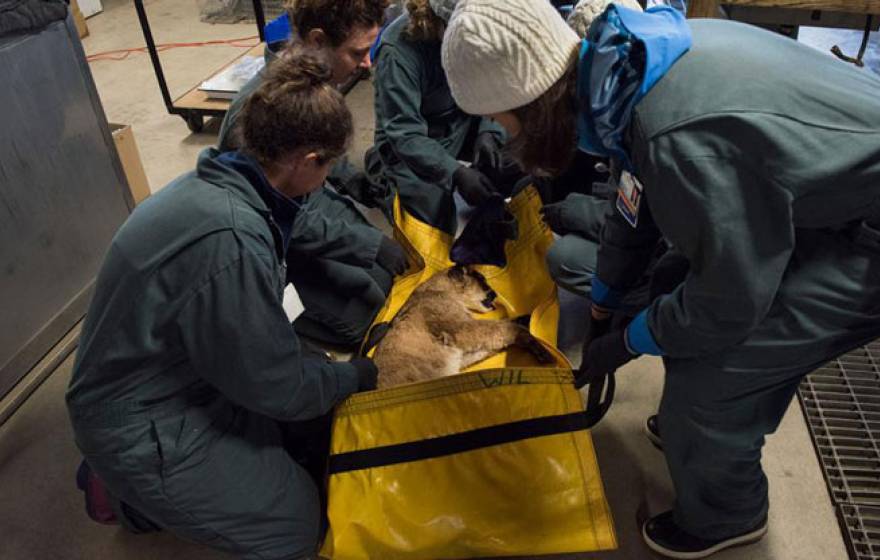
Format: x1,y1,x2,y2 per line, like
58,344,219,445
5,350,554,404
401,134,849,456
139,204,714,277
184,111,205,133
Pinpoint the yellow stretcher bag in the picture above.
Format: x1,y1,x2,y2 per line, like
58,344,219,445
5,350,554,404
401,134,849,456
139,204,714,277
319,187,617,559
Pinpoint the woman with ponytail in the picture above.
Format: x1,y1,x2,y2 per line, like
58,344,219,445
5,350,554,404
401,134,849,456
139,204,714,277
218,0,407,351
66,51,378,560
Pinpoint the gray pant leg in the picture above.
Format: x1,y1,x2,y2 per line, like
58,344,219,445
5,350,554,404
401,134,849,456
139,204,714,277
659,229,880,540
546,234,599,299
546,230,660,313
78,404,324,560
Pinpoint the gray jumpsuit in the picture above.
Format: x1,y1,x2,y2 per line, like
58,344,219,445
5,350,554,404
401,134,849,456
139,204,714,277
366,14,506,234
67,150,360,559
594,20,880,539
219,67,390,347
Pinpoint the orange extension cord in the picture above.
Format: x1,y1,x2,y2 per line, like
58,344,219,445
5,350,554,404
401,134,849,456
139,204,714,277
86,35,259,62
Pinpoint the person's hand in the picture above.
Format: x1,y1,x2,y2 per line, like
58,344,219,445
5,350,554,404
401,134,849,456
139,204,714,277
539,201,570,235
453,166,496,207
573,306,614,388
586,302,612,338
575,330,637,389
375,236,408,276
473,132,504,171
350,358,378,392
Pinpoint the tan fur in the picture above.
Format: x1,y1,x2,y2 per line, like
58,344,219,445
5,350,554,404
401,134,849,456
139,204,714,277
373,266,553,389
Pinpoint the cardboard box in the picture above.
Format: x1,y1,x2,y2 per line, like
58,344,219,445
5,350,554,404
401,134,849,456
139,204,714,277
71,0,89,39
110,124,151,206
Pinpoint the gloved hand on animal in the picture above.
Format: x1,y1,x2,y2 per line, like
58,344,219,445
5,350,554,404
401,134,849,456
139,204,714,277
450,195,518,267
350,357,379,392
375,236,409,276
453,165,497,207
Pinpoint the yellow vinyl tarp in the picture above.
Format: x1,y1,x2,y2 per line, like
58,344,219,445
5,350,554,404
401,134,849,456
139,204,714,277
320,187,616,559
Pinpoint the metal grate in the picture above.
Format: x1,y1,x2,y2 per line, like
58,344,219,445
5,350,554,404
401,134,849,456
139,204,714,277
799,341,880,560
839,504,880,560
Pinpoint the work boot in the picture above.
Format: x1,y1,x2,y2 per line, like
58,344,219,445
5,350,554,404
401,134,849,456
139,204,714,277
645,414,663,450
76,460,118,525
76,460,161,533
642,511,768,559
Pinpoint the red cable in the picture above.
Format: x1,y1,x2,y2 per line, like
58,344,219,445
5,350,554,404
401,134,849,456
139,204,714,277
86,35,260,62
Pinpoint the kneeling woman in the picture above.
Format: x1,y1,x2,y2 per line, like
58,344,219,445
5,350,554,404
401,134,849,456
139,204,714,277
66,52,378,560
366,0,518,235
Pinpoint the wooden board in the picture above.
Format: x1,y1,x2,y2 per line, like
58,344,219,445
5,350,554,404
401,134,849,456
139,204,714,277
78,0,103,18
688,0,880,17
173,43,265,112
71,0,89,39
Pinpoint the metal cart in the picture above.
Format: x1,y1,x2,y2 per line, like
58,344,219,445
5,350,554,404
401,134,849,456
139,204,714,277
134,0,267,133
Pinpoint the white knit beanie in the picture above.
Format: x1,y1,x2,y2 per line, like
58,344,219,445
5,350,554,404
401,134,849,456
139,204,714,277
567,0,642,38
441,0,581,116
428,0,458,22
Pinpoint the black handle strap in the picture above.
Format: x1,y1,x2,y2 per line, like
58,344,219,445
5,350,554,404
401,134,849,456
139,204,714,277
329,410,593,474
583,369,616,430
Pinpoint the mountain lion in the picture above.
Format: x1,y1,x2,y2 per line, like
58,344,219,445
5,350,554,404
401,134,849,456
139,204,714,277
372,265,553,388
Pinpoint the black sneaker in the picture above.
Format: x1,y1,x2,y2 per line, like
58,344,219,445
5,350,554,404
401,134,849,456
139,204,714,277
642,510,768,559
645,414,663,450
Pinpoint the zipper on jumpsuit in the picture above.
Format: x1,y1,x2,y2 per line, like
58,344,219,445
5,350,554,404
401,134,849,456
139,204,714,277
266,215,288,296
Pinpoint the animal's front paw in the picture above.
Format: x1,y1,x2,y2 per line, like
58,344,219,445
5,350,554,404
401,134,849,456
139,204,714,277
520,334,555,365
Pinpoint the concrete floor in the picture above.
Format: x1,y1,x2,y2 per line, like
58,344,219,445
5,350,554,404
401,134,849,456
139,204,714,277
0,1,850,559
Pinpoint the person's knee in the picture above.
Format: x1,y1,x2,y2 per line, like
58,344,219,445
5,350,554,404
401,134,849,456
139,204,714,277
545,241,566,283
546,236,597,298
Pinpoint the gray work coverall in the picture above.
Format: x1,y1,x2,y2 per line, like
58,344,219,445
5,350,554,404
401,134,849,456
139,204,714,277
366,14,506,234
545,192,609,298
594,20,880,539
219,68,390,347
67,149,360,559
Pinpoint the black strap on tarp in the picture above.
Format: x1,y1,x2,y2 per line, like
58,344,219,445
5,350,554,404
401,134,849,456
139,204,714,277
0,0,68,39
583,369,616,433
328,410,597,474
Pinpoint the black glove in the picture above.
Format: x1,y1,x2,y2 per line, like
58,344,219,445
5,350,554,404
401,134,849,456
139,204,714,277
572,309,612,389
453,166,496,207
333,170,368,201
584,308,612,350
575,330,637,389
375,236,408,276
350,358,378,392
472,132,504,171
540,201,570,235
